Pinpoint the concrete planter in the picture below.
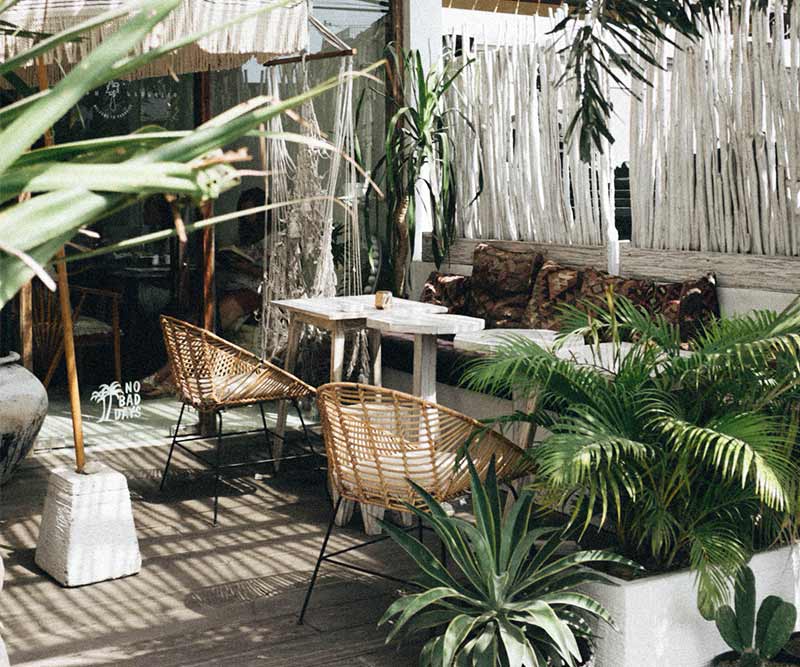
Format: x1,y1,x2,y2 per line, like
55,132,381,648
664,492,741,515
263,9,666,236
584,544,800,667
0,352,48,486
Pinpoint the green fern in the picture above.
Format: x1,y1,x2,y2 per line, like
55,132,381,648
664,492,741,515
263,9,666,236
463,294,800,613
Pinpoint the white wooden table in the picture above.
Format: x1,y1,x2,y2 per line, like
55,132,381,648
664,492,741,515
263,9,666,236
272,295,447,455
366,311,485,404
271,296,448,534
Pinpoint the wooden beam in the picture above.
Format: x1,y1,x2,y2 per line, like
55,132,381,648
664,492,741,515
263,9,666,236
422,234,800,294
421,233,608,270
263,47,357,69
619,244,800,293
442,0,561,16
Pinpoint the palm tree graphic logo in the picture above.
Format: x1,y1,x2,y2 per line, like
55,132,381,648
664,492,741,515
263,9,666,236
91,382,124,423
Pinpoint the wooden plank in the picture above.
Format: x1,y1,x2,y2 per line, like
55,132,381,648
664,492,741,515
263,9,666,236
421,233,607,269
424,235,800,294
620,245,800,293
443,0,561,16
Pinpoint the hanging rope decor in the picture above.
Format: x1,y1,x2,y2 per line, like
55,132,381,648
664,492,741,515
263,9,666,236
444,25,614,246
629,0,800,256
260,56,362,363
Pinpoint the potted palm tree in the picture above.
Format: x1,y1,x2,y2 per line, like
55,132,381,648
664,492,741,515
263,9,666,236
463,293,800,666
381,48,469,296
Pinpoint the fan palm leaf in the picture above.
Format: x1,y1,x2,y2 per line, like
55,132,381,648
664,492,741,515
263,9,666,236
463,293,800,611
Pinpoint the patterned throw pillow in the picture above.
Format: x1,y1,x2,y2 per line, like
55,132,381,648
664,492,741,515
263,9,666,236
678,274,720,341
469,243,545,328
420,271,472,315
524,260,582,330
582,269,658,313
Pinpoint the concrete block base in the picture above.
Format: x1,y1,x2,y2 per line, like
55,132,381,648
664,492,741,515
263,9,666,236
35,463,141,587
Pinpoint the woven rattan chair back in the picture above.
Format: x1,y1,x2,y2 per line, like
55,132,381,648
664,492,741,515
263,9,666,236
317,383,528,512
160,315,314,410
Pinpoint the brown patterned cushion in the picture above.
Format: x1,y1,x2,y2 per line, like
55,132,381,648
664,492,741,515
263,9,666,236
420,271,472,315
524,260,582,329
470,243,545,328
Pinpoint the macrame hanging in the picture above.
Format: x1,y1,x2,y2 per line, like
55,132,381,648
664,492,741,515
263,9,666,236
259,55,364,369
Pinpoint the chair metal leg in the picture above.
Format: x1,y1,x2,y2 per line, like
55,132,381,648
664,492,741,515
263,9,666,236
160,403,185,492
298,496,343,625
258,402,274,461
212,411,223,526
293,398,315,456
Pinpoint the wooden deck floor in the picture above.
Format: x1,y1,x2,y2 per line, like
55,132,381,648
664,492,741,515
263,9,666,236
1,435,422,666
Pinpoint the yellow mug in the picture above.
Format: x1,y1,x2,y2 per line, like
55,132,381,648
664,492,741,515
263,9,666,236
375,291,393,310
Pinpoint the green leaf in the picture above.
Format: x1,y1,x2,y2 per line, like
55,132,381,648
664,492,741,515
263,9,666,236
515,600,581,663
471,626,499,667
537,592,618,631
442,614,480,666
382,588,463,643
735,567,757,648
716,605,746,654
497,618,539,667
756,597,796,659
0,0,181,174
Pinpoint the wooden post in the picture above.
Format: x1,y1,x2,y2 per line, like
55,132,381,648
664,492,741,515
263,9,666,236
36,59,86,472
196,71,217,436
18,283,33,370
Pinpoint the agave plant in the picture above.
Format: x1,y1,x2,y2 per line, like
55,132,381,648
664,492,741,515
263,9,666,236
379,458,640,666
463,293,800,616
0,0,378,307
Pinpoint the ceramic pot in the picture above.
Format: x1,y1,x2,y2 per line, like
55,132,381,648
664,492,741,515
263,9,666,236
0,352,48,486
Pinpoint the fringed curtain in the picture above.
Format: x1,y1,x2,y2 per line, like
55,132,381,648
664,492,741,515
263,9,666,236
629,0,800,256
1,0,308,82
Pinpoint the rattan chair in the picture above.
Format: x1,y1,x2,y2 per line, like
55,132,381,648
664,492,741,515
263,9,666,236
159,315,316,524
299,382,530,623
32,280,121,388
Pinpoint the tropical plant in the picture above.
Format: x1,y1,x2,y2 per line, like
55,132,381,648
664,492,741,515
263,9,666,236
380,47,472,296
714,566,797,667
547,0,773,162
379,458,640,666
0,0,379,308
463,293,800,616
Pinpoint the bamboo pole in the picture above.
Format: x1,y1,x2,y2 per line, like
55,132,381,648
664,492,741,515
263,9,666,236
18,282,33,370
35,58,86,472
197,70,217,437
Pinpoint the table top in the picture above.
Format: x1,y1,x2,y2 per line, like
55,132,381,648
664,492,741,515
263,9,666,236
272,295,447,322
453,329,585,354
367,311,485,336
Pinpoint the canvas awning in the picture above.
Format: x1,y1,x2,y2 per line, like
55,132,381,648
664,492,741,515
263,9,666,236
1,0,309,82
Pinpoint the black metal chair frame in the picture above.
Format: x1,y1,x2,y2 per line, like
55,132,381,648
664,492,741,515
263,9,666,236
298,479,522,625
159,398,318,525
298,496,447,625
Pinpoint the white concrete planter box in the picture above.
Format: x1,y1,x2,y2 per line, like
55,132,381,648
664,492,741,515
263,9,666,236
584,544,800,667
